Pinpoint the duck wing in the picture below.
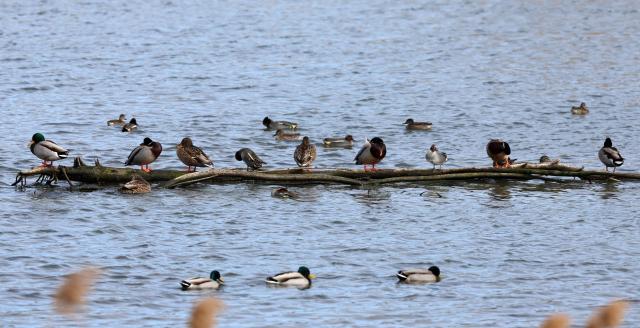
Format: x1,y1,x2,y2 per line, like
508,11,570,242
603,147,623,161
354,141,370,163
40,140,69,154
125,145,146,165
266,271,303,283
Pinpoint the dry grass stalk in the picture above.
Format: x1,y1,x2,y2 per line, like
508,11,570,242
189,298,225,328
54,267,100,314
586,300,629,328
539,313,571,328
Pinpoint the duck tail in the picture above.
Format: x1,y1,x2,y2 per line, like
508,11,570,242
614,159,624,166
180,280,191,290
58,152,69,159
396,271,408,281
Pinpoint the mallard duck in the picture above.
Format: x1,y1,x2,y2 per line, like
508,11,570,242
598,137,624,172
122,118,138,132
274,129,301,141
29,133,69,167
119,174,151,194
263,116,298,130
426,144,448,170
180,270,224,290
271,187,299,199
176,137,213,172
235,148,266,170
323,135,354,148
486,139,512,168
107,114,126,126
404,118,432,130
571,102,589,115
396,266,441,283
539,155,560,164
294,136,317,168
265,266,315,287
125,137,162,172
354,137,386,171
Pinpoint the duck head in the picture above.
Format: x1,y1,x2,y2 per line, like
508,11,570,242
142,137,153,146
180,137,193,147
210,270,224,284
539,155,550,163
370,137,385,145
234,150,243,161
263,116,272,127
430,144,438,152
118,114,126,120
129,118,137,125
298,266,316,279
345,135,354,142
604,137,613,148
30,133,45,146
428,266,440,277
403,119,414,124
302,136,310,145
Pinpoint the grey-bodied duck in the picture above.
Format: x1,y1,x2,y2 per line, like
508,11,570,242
29,133,69,167
354,137,386,171
176,137,213,172
426,144,448,170
323,135,354,148
125,137,162,172
263,116,298,130
265,266,315,288
397,266,441,283
598,137,624,172
404,118,432,130
235,148,266,170
122,118,138,132
180,270,224,290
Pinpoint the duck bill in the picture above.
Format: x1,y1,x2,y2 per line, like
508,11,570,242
218,277,225,284
308,274,317,279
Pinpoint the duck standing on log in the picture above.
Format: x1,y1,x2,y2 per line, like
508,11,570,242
263,116,298,130
294,136,317,168
125,137,162,172
486,139,513,168
176,137,213,172
355,137,386,171
29,133,69,167
426,144,448,170
598,137,624,172
235,148,266,170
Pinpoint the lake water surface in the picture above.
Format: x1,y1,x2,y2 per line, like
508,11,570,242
1,1,639,327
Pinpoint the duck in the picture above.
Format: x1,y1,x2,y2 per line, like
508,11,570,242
29,133,69,167
294,136,317,168
271,187,299,199
235,148,266,170
107,114,126,126
539,155,560,165
426,144,448,170
265,266,315,288
180,270,224,290
119,174,151,194
354,137,386,171
598,137,624,172
122,118,138,132
274,129,301,141
486,139,512,168
263,116,298,130
571,102,589,115
176,137,213,172
323,135,354,148
404,118,432,130
397,266,441,283
125,137,162,172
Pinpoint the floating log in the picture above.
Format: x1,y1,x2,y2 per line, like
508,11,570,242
11,157,640,189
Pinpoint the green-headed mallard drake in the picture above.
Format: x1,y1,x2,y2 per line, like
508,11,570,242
263,116,298,130
180,270,224,290
404,118,432,130
294,136,317,168
176,137,213,172
571,102,589,115
426,144,448,170
323,135,354,148
235,148,266,170
125,137,162,172
274,129,301,141
354,137,386,171
29,133,69,167
265,266,315,288
397,266,441,283
119,174,151,194
486,139,512,168
107,114,126,126
122,118,138,132
599,137,624,172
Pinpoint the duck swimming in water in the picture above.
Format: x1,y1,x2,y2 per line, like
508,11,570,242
486,139,512,168
180,270,224,290
107,114,126,126
404,118,432,130
274,129,301,141
263,116,298,130
426,144,448,170
294,136,317,168
119,174,151,194
122,118,138,132
125,137,162,172
354,137,387,171
265,266,315,288
598,137,624,172
571,102,589,115
235,148,266,170
176,137,213,172
323,135,354,148
397,266,441,283
29,133,69,167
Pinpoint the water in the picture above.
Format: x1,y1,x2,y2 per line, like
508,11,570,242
1,0,639,327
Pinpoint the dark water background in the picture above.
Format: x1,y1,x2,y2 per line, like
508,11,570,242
1,1,639,327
